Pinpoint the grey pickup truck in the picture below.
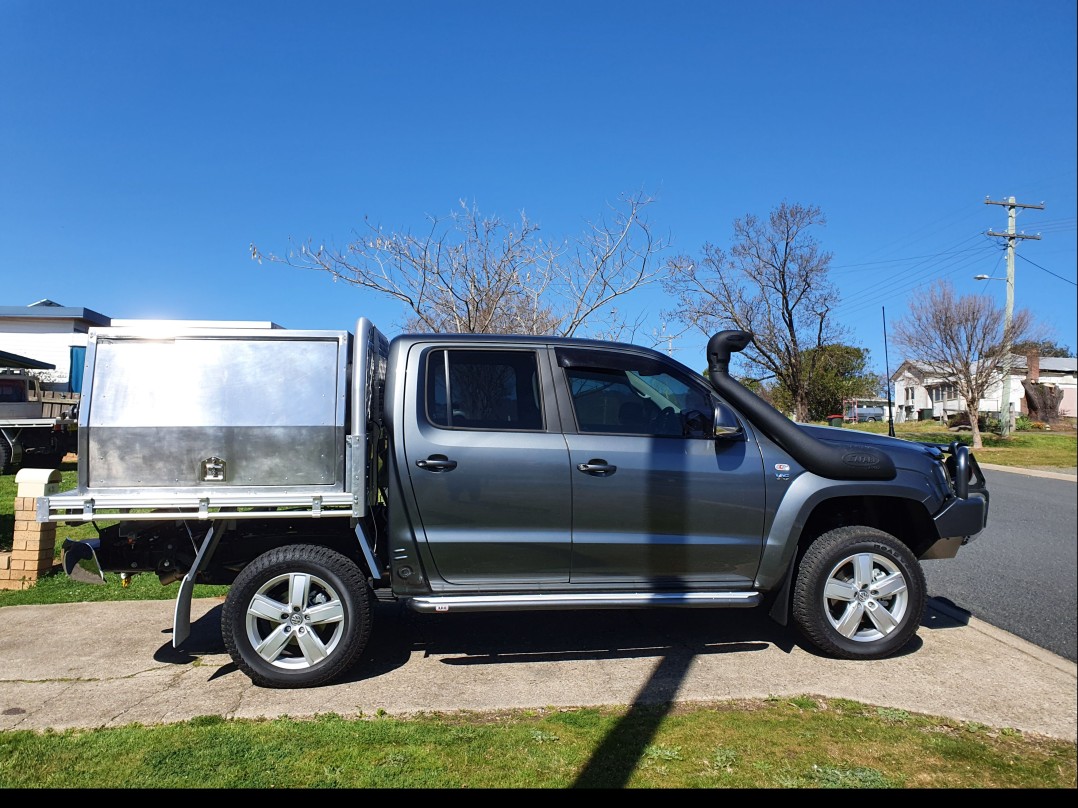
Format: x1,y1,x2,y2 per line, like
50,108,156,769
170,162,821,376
39,319,989,688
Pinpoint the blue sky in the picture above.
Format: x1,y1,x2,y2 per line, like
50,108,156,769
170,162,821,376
2,1,1075,377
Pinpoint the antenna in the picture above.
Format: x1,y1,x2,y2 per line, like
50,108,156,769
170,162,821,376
882,306,895,437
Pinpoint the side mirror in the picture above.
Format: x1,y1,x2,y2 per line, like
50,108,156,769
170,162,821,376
713,401,744,441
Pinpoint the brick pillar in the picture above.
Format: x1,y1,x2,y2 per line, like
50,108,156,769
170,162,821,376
0,468,61,591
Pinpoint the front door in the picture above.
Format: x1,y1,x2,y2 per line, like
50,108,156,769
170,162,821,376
556,348,766,586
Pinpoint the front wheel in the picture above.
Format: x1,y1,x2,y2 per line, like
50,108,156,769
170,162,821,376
791,526,925,660
222,544,373,688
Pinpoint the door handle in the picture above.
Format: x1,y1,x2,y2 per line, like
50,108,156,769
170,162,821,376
577,460,616,476
416,456,458,472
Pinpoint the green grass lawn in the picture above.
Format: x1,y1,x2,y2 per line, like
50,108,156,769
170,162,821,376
838,420,1078,469
0,699,1074,789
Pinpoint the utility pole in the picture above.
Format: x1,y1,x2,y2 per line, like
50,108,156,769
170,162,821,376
985,195,1044,436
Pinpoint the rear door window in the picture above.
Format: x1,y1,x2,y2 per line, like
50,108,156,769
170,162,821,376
425,349,544,431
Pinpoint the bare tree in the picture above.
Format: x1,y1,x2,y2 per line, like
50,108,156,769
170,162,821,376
892,280,1035,449
250,192,666,339
663,202,843,421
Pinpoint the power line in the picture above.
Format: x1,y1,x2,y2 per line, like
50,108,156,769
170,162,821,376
833,233,995,314
830,244,991,271
1020,218,1075,235
837,200,984,265
1016,252,1077,286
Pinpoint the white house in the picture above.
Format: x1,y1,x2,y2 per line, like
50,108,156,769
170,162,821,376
0,300,109,392
1,300,283,393
891,352,1077,424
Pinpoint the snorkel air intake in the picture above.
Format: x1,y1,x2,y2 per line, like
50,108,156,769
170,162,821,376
707,330,896,481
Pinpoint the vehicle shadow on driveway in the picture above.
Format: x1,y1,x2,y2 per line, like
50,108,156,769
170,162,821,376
922,596,973,629
160,599,803,679
159,595,952,680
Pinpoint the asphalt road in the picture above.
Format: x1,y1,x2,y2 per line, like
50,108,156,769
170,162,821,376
922,465,1077,662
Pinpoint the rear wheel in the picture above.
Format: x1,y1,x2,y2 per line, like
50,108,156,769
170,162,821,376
222,544,373,688
23,449,61,469
792,526,925,660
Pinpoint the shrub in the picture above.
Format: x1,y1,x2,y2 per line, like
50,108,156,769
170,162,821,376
946,412,1005,432
947,412,985,430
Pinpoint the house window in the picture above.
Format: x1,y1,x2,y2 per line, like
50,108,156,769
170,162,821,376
931,384,958,402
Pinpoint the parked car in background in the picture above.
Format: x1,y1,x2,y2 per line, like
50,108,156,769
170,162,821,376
0,368,78,473
846,407,884,422
844,400,889,423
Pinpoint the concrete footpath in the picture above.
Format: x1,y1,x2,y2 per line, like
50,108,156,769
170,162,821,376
1,595,1074,741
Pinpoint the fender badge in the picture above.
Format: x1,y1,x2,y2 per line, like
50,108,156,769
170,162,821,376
774,463,790,471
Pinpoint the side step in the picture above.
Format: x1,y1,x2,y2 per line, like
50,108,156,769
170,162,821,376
407,591,761,613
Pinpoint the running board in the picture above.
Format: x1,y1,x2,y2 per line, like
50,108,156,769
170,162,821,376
407,591,761,613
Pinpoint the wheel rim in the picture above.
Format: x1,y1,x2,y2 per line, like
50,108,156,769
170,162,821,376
244,571,347,671
821,551,909,643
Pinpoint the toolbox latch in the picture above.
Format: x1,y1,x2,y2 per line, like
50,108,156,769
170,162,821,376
200,456,227,482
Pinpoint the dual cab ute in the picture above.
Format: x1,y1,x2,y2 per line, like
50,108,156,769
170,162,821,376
38,320,989,688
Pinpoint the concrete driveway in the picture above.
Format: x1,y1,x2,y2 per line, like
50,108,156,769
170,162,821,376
0,595,1074,741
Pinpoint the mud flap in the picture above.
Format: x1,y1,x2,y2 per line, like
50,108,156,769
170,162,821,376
172,524,222,648
354,522,382,580
767,553,799,627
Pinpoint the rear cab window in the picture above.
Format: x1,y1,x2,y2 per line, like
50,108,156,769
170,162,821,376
424,349,544,431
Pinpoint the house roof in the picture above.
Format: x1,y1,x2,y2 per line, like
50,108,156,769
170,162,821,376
3,303,289,332
890,360,930,382
0,304,111,326
1013,356,1077,373
0,349,56,370
891,354,1077,381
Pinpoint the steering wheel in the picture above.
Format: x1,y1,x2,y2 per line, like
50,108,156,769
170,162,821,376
681,409,708,437
656,406,679,435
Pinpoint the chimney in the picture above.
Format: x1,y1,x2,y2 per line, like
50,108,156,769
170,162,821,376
1026,350,1040,383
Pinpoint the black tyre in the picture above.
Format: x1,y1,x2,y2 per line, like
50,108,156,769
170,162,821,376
0,439,11,475
791,526,926,660
23,451,61,469
222,544,373,688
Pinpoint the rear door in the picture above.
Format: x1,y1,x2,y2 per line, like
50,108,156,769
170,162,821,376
402,343,572,584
